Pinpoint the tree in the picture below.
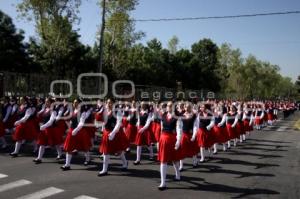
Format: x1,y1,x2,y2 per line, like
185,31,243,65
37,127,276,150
0,10,29,72
296,75,300,94
17,0,82,78
168,35,179,55
190,38,221,91
100,0,144,79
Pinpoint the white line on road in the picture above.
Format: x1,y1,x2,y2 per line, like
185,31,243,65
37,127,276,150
74,195,99,199
16,187,64,199
277,126,288,132
0,179,32,192
0,174,8,179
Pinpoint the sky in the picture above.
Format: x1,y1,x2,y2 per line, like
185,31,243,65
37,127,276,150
0,0,300,82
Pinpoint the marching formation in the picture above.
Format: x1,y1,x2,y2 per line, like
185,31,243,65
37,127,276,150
0,96,298,190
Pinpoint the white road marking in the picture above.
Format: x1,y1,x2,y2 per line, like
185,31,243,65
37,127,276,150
74,195,99,199
0,174,8,179
16,187,64,199
0,179,32,192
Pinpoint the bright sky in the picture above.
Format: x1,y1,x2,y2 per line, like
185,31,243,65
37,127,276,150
1,0,300,81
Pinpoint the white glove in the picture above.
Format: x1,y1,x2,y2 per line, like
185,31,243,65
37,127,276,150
231,124,236,128
40,125,46,131
206,126,211,131
217,123,222,127
108,132,116,141
191,135,196,142
14,121,21,126
72,128,79,136
138,128,145,133
174,140,180,150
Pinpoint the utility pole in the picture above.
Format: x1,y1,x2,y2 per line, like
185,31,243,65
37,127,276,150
97,0,106,94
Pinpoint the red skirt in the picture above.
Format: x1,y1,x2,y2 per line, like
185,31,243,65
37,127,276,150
152,122,161,142
236,122,245,135
212,125,228,143
263,114,268,122
255,117,263,125
179,132,198,158
135,126,156,146
158,132,181,163
99,128,129,155
37,126,64,146
64,128,91,152
122,118,129,130
0,121,4,137
226,124,238,139
243,120,253,132
95,112,103,122
267,113,274,121
13,119,39,141
4,115,17,129
125,123,137,143
85,126,96,139
196,128,214,148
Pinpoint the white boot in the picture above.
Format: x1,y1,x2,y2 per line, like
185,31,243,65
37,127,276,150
179,160,184,171
120,151,128,169
99,154,110,175
134,146,142,164
199,147,205,162
173,161,180,180
213,144,218,154
158,163,167,189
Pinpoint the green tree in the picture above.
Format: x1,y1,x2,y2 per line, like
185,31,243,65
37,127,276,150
101,0,144,79
17,0,82,77
168,35,179,55
0,10,29,72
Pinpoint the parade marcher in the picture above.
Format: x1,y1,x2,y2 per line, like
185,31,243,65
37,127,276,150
10,98,39,157
98,99,129,176
237,103,246,143
226,105,239,148
243,104,254,137
34,98,64,163
61,99,92,170
157,101,182,190
192,103,215,162
133,102,156,165
212,104,228,152
254,104,264,130
124,101,137,152
178,102,198,171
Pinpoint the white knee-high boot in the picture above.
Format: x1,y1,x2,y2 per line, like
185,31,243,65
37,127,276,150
173,161,180,180
99,154,110,174
37,145,45,160
148,145,154,159
120,151,128,168
199,147,205,162
135,146,142,162
179,159,184,170
32,141,38,153
213,144,218,154
12,141,22,154
192,155,198,167
223,143,227,151
84,151,90,162
242,134,246,141
55,145,62,158
0,137,7,148
159,163,167,188
227,140,231,148
65,153,72,167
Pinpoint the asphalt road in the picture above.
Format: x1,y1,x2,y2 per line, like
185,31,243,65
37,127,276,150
0,111,300,199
